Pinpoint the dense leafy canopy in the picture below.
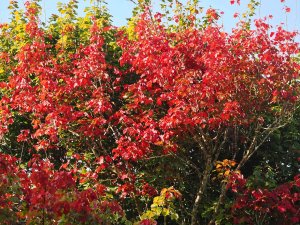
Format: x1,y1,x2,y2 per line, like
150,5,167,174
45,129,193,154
0,0,299,224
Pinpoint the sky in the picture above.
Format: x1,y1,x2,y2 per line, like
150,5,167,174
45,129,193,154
0,0,299,33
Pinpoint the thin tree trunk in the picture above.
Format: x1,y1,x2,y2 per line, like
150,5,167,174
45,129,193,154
191,162,212,225
208,183,227,225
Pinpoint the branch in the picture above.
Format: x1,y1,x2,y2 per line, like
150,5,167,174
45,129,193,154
170,151,202,178
142,154,172,161
212,127,228,156
237,110,294,170
192,133,208,159
128,0,137,4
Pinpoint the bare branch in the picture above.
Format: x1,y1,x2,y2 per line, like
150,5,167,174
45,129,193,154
170,151,202,178
127,0,137,5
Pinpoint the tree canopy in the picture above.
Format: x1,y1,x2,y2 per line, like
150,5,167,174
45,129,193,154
0,0,299,224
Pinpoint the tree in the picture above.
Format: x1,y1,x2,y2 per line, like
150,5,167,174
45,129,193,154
117,0,299,223
0,0,299,224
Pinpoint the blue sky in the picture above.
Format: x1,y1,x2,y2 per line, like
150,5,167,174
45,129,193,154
0,0,299,33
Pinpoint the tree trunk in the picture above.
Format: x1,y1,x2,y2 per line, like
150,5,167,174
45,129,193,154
191,162,212,225
208,183,227,225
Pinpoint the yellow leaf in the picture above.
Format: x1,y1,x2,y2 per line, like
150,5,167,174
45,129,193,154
153,196,165,206
224,170,231,177
216,164,223,169
162,208,170,216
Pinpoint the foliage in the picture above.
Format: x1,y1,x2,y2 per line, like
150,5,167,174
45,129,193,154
0,0,299,224
228,171,300,225
139,187,181,223
0,152,125,224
